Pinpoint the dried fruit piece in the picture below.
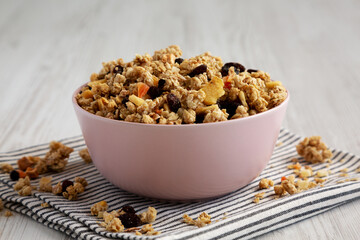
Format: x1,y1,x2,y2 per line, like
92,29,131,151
175,58,184,64
188,64,207,77
25,167,39,179
119,213,142,228
167,93,181,112
221,62,245,76
137,83,150,98
17,156,38,171
18,170,26,178
121,205,136,214
158,79,166,89
201,76,225,105
129,94,145,106
217,99,241,117
10,170,20,181
247,69,258,73
61,180,74,193
147,86,162,99
113,65,123,74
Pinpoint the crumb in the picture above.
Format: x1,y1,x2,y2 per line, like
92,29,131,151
0,199,3,211
291,158,299,162
183,212,211,228
39,176,52,192
340,159,346,163
139,206,157,224
314,178,326,183
91,201,108,217
253,192,265,203
140,224,161,235
124,227,140,233
339,173,349,177
41,202,49,208
296,136,333,163
316,170,328,178
282,180,297,195
135,231,142,235
274,185,285,196
258,178,274,189
326,159,332,164
287,162,302,170
350,178,359,181
355,168,360,173
253,197,260,203
0,163,14,173
276,142,283,147
337,180,345,184
4,210,13,217
79,148,92,163
299,169,312,179
269,165,274,168
340,168,348,173
326,164,330,168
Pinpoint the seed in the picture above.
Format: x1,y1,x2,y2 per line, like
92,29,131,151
221,62,246,76
61,180,74,193
113,65,123,74
121,205,136,214
10,170,20,181
175,58,184,64
147,86,162,99
166,93,181,112
188,64,207,77
247,69,258,73
119,213,142,228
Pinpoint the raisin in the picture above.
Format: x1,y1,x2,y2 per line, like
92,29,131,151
158,79,166,89
175,58,184,64
218,100,241,118
147,86,161,99
61,180,74,193
119,213,141,228
195,114,205,124
167,93,181,112
247,69,258,73
113,65,123,74
221,62,246,76
121,205,136,214
188,64,207,77
121,95,129,105
10,170,20,181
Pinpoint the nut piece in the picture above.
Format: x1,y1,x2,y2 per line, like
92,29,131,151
139,206,157,224
79,148,92,163
259,178,274,189
201,76,225,105
75,177,88,187
316,170,329,178
91,201,108,217
282,180,297,195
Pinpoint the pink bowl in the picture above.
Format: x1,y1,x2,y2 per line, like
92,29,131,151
72,85,289,201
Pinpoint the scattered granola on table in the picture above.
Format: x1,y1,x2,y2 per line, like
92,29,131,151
296,136,333,163
41,202,49,208
139,206,157,224
183,212,211,228
39,176,53,192
91,200,108,218
0,163,14,173
79,148,92,163
258,178,274,189
14,176,32,196
52,177,87,200
76,45,288,124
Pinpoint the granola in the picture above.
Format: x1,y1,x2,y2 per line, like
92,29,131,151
4,210,13,217
79,148,92,163
182,212,211,228
91,200,108,217
0,163,14,173
258,178,274,189
296,136,333,163
14,176,32,196
39,176,52,192
139,206,157,224
76,45,287,124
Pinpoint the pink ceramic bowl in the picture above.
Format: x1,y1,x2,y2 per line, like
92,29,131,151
72,85,289,201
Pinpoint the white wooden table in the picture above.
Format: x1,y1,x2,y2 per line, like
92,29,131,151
1,0,359,239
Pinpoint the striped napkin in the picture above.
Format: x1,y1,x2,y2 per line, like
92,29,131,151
1,129,360,240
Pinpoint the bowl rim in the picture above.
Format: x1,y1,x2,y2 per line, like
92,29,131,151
72,83,289,128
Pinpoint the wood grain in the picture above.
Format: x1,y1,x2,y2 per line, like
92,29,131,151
0,0,359,239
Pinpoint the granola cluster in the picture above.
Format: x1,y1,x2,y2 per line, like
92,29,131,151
52,177,88,200
296,136,333,163
76,45,287,124
182,212,212,228
91,202,160,235
14,176,33,196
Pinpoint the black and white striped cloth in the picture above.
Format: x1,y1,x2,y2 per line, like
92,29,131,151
1,129,359,240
